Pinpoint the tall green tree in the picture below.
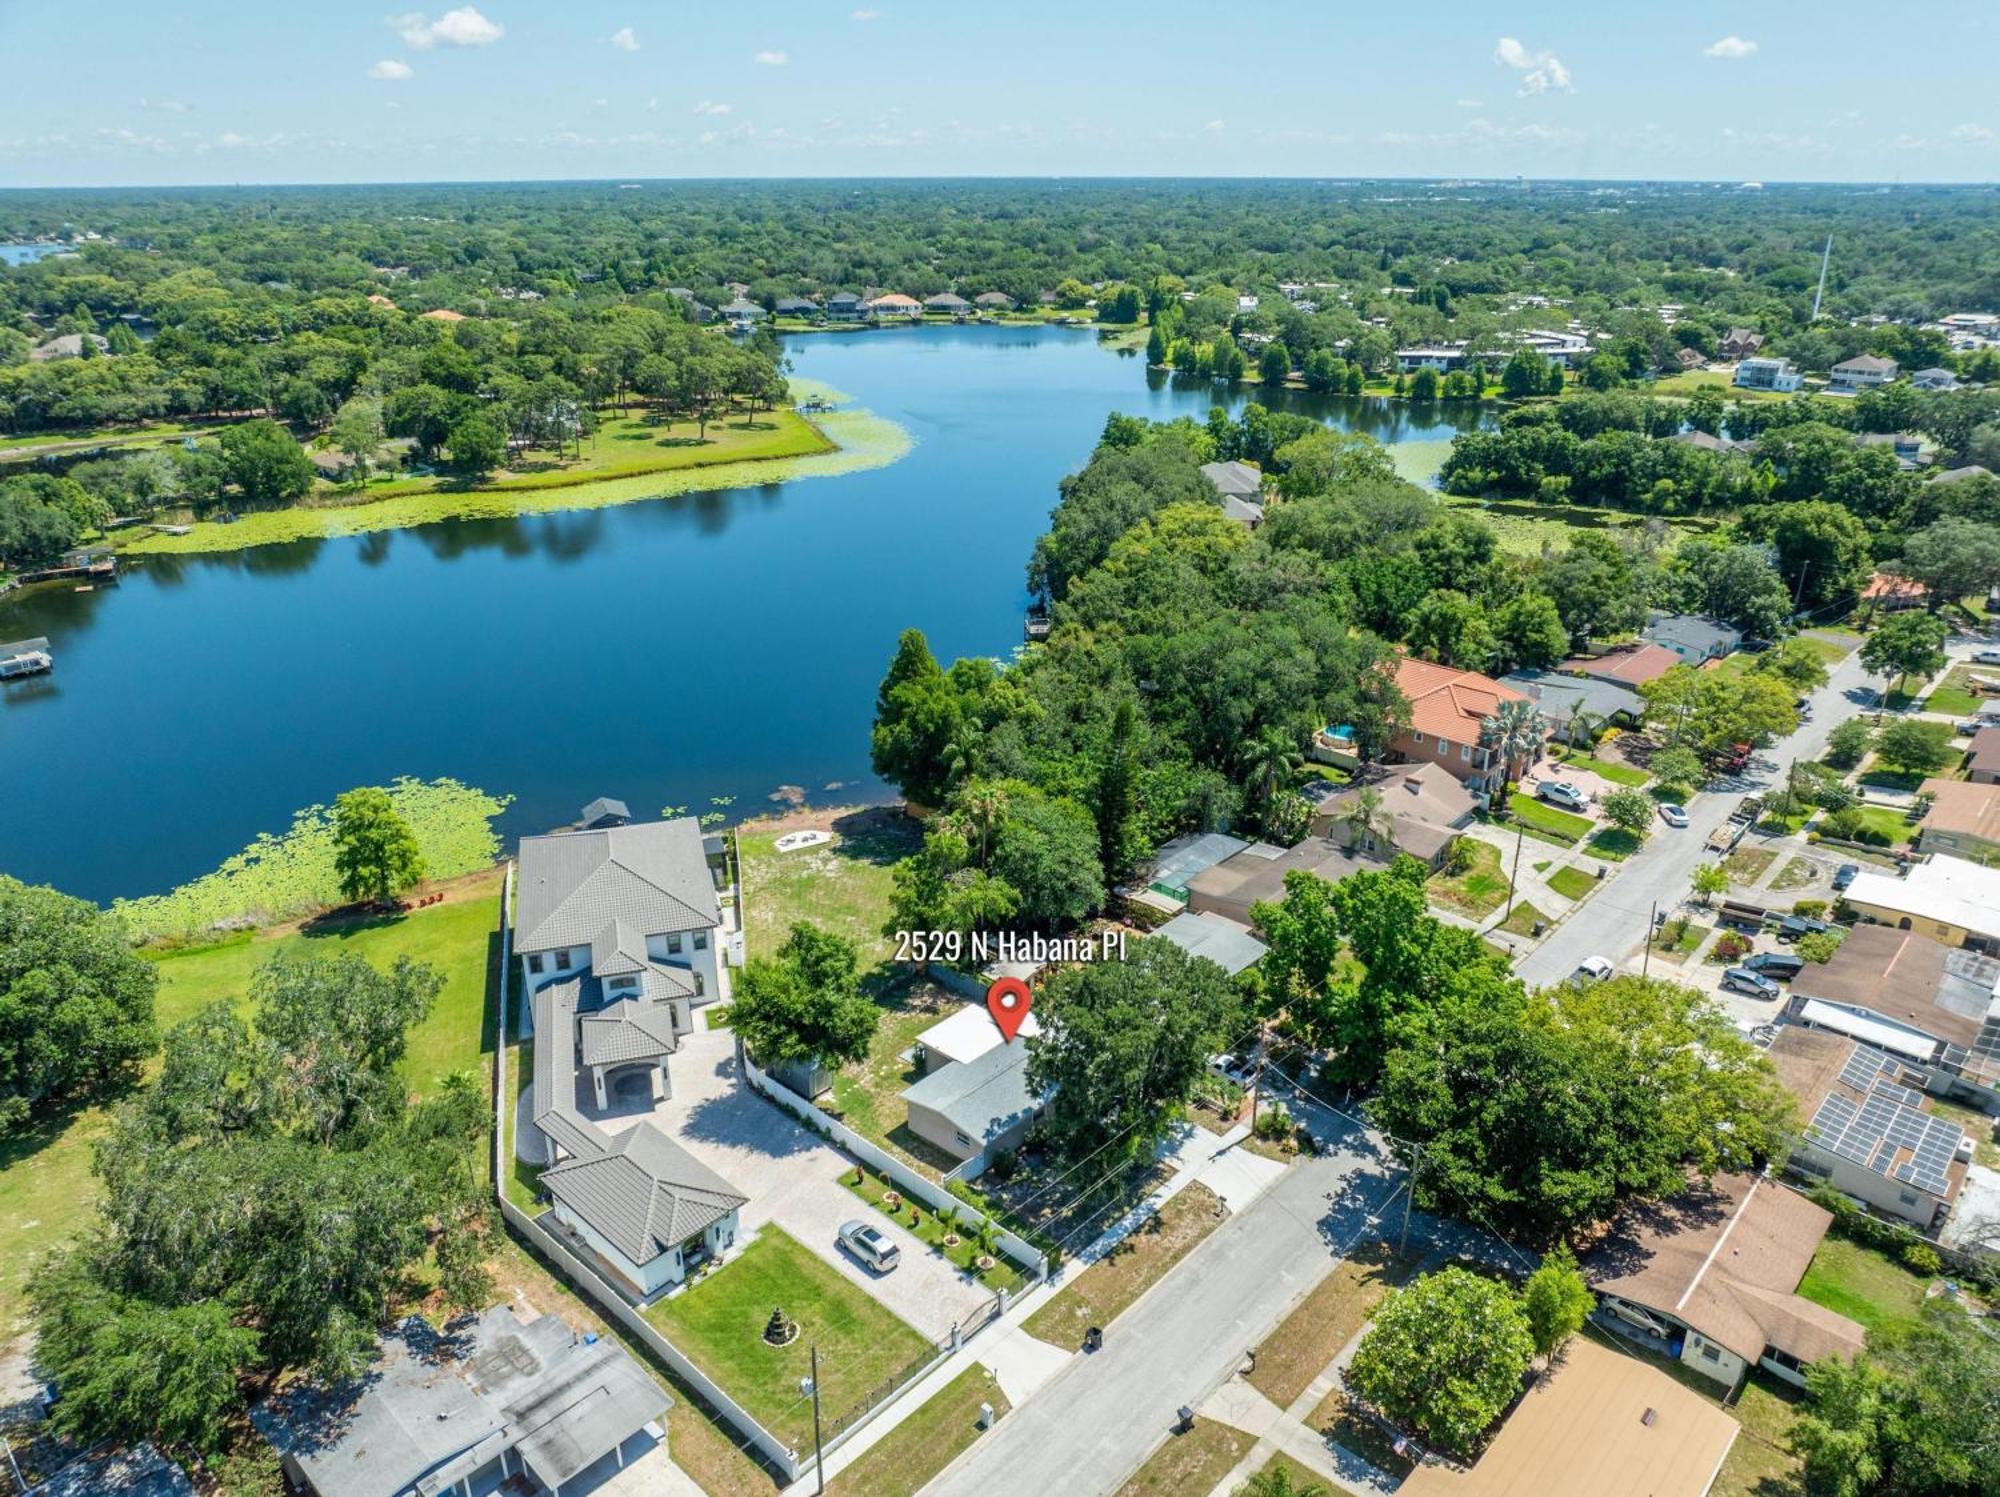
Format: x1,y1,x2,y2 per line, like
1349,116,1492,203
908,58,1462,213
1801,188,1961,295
218,418,315,507
331,786,425,905
1521,1245,1594,1357
1859,612,1949,694
729,921,879,1073
1346,1268,1535,1455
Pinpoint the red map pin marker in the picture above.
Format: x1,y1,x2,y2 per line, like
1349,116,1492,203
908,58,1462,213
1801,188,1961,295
987,976,1033,1043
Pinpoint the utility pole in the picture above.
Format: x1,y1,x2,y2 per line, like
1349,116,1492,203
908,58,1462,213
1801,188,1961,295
811,1345,826,1496
1643,899,1658,977
1399,1141,1422,1259
1502,811,1527,923
1792,559,1812,614
1249,1016,1270,1130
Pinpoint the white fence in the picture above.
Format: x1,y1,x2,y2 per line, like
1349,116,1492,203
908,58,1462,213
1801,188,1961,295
740,1054,1050,1281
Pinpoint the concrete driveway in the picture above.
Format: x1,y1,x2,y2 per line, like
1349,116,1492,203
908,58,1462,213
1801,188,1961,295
645,1024,990,1340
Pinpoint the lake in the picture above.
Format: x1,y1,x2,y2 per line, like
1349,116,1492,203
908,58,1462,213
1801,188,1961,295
0,324,1487,901
0,243,68,266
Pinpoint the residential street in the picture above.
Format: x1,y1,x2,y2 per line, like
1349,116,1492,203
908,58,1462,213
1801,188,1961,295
1514,640,1876,987
920,1113,1407,1497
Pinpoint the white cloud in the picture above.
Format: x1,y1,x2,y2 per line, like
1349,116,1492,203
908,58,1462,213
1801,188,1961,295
215,131,250,149
693,100,732,116
645,96,659,111
1950,122,1996,143
1703,36,1758,60
852,7,880,17
610,26,639,52
390,7,503,50
1494,37,1571,95
754,49,788,65
140,97,190,114
1455,97,1482,110
1203,119,1225,132
369,58,415,80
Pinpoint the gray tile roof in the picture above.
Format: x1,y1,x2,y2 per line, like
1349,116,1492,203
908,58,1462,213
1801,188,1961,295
1500,669,1643,726
1221,493,1265,526
591,919,652,977
581,795,631,827
542,1124,749,1264
580,999,681,1067
1152,912,1268,976
900,1040,1043,1146
516,818,720,953
254,1307,668,1497
533,981,609,1163
1200,459,1264,500
31,1443,193,1497
1645,612,1741,658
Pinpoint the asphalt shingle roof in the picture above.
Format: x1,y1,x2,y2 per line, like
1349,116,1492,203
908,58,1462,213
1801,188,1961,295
901,1040,1042,1145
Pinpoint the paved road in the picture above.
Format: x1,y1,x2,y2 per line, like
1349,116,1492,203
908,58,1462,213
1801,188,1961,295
922,1114,1406,1497
1514,642,1874,987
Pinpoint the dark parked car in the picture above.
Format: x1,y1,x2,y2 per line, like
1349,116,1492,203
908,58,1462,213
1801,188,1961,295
1832,864,1860,892
1778,915,1832,942
1744,952,1806,980
1722,966,1782,999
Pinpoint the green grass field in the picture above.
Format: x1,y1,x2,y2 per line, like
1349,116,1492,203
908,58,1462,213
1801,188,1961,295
1547,865,1597,901
1441,495,1716,559
825,1364,1010,1497
1584,827,1643,861
1849,805,1918,846
1559,752,1650,787
1507,793,1594,843
1428,839,1510,917
645,1227,933,1451
1797,1238,1930,1339
1649,369,1794,402
0,882,500,1348
738,811,919,967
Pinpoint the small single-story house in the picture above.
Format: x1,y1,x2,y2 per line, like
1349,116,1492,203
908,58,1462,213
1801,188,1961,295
1967,725,2000,786
1844,858,2000,952
1586,1172,1865,1390
774,295,820,317
720,297,766,327
865,293,923,321
1733,356,1801,393
923,293,972,316
306,447,357,480
580,795,633,829
1395,1338,1740,1497
914,1001,1042,1075
668,288,715,323
1386,656,1539,794
1861,572,1930,612
975,291,1016,311
31,1443,194,1497
1720,328,1764,359
1670,428,1743,454
1918,778,2000,865
1501,668,1644,739
825,292,865,321
1152,910,1268,976
1309,761,1477,867
1830,354,1898,393
1788,923,2000,1111
1857,432,1928,470
29,332,110,361
1396,343,1471,373
1199,459,1266,527
254,1307,669,1497
1186,837,1365,927
1768,1027,1967,1233
1673,345,1707,372
1911,367,1960,392
901,1039,1044,1164
1561,642,1684,689
1645,612,1742,663
367,292,397,308
1126,830,1253,912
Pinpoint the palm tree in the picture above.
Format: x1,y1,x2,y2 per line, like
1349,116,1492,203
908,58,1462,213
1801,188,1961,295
1564,708,1605,751
1337,784,1396,857
1480,698,1549,790
1238,726,1304,815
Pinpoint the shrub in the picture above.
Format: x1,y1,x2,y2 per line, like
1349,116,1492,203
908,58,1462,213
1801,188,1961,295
1255,1102,1294,1141
1902,1243,1942,1276
1792,900,1828,918
1714,931,1751,961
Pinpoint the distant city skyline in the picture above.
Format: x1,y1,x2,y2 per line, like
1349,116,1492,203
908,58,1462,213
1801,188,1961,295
3,1,1997,188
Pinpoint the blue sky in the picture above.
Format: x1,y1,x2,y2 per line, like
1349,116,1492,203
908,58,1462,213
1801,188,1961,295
2,2,1996,186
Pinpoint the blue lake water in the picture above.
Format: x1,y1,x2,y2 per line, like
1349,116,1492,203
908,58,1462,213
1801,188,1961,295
0,243,65,266
0,325,1487,901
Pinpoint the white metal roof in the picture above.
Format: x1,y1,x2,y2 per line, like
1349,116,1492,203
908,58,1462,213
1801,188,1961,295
916,1002,1041,1069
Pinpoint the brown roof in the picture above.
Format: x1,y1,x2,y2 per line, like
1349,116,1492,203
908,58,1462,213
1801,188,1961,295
1314,762,1477,859
419,307,467,321
1970,726,2000,778
1562,643,1683,688
1861,572,1929,603
1397,1338,1739,1497
1187,837,1364,914
1793,923,1971,1039
1919,778,2000,844
1766,1026,1856,1114
1586,1173,1864,1368
1393,657,1532,744
1769,1028,1968,1207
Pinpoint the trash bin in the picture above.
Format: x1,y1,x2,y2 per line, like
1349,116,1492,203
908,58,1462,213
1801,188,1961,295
1175,1406,1195,1434
1083,1326,1103,1352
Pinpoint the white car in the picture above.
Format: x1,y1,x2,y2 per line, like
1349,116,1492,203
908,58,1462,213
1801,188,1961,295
1571,956,1615,984
1973,649,2000,666
1657,803,1690,828
1538,781,1590,812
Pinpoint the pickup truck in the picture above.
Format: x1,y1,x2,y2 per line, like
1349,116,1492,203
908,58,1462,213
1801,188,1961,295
1706,798,1761,853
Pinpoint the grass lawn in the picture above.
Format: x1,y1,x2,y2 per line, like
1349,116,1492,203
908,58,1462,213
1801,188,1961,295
1111,1417,1255,1497
1023,1183,1226,1352
1547,865,1598,902
1247,1248,1415,1407
1583,826,1643,861
503,1039,545,1211
1506,794,1593,844
841,1167,1025,1292
1440,494,1714,558
1243,1453,1336,1496
1794,631,1859,666
1797,1237,1929,1340
1650,369,1792,401
1647,919,1709,965
1918,679,1983,717
1724,846,1778,884
1858,766,1929,794
1497,900,1549,936
1427,839,1510,918
0,882,501,1346
1560,752,1650,787
1849,805,1918,846
738,809,919,967
1308,1388,1415,1478
645,1226,933,1451
1771,856,1819,892
822,979,966,1178
824,1363,1009,1497
0,418,216,454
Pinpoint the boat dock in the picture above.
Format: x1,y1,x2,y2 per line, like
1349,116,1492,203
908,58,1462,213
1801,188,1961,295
0,636,54,681
17,549,117,585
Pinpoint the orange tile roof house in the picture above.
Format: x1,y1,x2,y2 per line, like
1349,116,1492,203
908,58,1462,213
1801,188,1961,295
1585,1172,1865,1391
1397,1338,1739,1497
1861,572,1930,611
1388,657,1539,795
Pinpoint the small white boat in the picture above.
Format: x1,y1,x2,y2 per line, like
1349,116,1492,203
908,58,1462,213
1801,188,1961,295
0,649,53,680
773,829,833,854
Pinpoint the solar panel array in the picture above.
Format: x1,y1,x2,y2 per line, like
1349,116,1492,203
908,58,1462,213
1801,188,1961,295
1809,1044,1964,1197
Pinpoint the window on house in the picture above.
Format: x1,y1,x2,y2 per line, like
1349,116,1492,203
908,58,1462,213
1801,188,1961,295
554,949,572,971
1413,731,1425,745
666,933,684,955
1699,1344,1721,1364
1437,738,1451,756
1460,743,1472,762
1898,1190,1919,1207
694,931,709,951
526,953,544,974
694,973,705,998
